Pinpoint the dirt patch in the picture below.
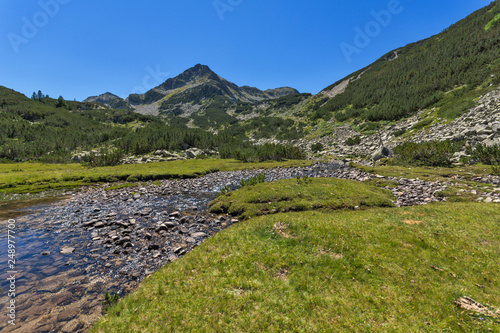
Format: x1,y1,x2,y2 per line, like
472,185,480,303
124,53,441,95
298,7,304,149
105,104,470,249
403,219,423,225
319,248,344,260
273,222,297,239
274,268,290,280
400,212,427,217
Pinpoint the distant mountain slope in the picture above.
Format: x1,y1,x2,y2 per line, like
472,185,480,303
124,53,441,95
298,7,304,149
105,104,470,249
84,92,130,110
0,86,152,162
312,1,500,122
86,64,300,121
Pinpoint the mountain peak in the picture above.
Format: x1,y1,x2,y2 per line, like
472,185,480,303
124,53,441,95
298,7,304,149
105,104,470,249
157,64,220,92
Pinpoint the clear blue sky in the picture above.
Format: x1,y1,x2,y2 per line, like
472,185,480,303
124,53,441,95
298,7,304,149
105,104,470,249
0,0,493,101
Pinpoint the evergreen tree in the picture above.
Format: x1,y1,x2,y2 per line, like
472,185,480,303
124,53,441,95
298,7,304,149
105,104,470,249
56,96,68,108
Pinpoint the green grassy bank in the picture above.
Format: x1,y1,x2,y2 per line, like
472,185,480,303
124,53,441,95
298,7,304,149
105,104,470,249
0,159,310,198
92,179,500,332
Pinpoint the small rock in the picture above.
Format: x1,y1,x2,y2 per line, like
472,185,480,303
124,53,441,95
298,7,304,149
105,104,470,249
60,246,75,254
94,222,105,228
170,211,181,218
148,244,160,251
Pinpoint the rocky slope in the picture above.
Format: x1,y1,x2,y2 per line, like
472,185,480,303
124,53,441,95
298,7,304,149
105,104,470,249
83,92,130,110
260,86,500,160
85,64,299,118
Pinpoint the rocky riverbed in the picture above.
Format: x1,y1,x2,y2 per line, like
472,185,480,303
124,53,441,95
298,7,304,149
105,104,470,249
1,162,499,332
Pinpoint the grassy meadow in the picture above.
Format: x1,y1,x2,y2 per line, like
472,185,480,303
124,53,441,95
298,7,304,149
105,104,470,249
91,176,500,332
0,159,311,198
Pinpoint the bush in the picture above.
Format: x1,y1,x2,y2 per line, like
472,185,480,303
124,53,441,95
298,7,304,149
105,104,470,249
345,136,361,146
393,140,459,167
84,148,124,168
393,129,407,137
311,143,324,152
466,143,500,165
411,118,434,131
102,291,120,313
220,143,306,163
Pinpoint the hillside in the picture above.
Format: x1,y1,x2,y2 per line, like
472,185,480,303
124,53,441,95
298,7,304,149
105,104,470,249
3,3,500,164
84,92,131,111
86,64,300,123
0,86,227,163
313,2,500,123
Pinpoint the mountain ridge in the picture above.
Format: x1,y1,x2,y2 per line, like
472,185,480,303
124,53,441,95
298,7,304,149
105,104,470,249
84,64,300,116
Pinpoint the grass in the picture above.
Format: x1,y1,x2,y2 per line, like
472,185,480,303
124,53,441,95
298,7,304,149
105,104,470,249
209,177,395,220
0,159,311,198
352,163,496,182
91,201,500,332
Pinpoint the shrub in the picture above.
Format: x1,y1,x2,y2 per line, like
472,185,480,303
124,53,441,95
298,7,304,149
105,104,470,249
393,140,459,167
345,136,361,146
220,143,306,163
411,118,434,131
393,129,407,137
102,291,120,313
311,143,324,152
84,148,124,168
466,143,500,165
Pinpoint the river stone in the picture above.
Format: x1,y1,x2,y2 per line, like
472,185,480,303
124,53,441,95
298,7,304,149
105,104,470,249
60,246,75,254
94,222,105,228
165,221,176,228
170,211,181,218
156,224,168,232
191,232,207,238
115,236,131,246
148,244,160,251
179,216,190,224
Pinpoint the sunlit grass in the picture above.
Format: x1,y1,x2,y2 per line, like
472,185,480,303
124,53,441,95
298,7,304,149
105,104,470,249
0,159,311,197
92,202,500,332
210,177,395,219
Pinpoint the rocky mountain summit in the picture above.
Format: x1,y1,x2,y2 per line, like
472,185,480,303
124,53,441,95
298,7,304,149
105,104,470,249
83,92,131,110
85,64,299,117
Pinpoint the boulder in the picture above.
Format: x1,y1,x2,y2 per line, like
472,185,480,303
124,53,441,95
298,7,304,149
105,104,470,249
372,146,393,161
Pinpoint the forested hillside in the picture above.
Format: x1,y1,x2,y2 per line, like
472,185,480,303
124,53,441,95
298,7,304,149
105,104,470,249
312,1,500,122
0,86,305,163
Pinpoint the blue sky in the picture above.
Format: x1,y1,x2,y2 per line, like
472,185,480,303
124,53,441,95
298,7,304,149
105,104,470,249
0,0,493,101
